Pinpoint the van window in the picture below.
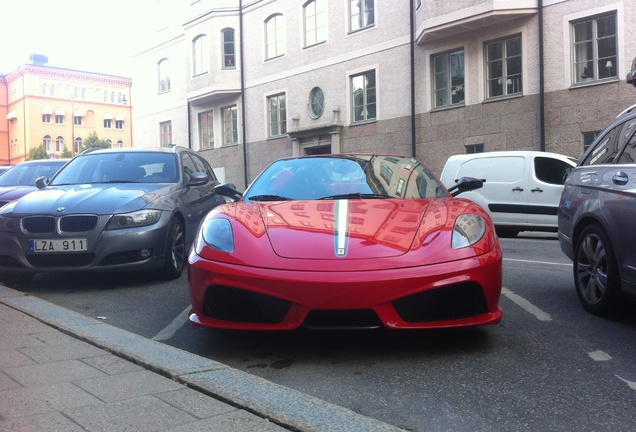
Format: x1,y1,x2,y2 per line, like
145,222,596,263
456,158,488,182
487,157,524,182
534,157,572,185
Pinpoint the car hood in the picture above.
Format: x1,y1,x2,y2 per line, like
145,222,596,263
257,199,429,259
0,186,37,203
6,184,175,216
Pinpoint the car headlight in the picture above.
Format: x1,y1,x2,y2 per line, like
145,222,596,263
202,218,234,252
106,209,162,230
0,215,15,232
452,214,486,249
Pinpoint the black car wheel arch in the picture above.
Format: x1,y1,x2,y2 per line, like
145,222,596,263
159,216,186,280
573,224,621,316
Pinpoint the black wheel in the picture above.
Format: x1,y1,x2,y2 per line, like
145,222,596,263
159,217,186,281
573,224,621,316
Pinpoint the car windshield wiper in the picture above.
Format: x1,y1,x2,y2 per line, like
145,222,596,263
318,192,393,200
248,194,293,201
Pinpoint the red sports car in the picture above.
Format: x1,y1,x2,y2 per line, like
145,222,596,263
188,154,502,330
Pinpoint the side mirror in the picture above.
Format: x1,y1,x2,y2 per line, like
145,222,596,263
35,176,49,189
188,172,209,186
215,182,243,200
447,177,483,197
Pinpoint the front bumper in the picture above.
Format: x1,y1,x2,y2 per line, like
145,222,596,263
188,248,503,330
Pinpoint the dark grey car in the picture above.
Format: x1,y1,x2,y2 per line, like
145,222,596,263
558,105,636,316
0,147,224,284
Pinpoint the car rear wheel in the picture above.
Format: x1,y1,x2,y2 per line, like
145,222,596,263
573,224,621,316
159,217,186,280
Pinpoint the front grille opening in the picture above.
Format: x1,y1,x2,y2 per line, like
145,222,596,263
202,286,292,324
392,282,488,322
22,216,55,233
60,215,98,232
303,309,382,330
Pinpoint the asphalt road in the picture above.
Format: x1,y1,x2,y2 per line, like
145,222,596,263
12,233,636,431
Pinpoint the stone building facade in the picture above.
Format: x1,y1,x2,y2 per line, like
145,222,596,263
131,0,636,187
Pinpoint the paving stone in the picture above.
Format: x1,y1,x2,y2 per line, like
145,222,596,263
18,340,104,363
81,353,143,375
0,382,102,418
4,359,107,387
165,409,290,432
155,388,237,419
0,412,87,432
64,395,196,432
0,370,21,392
0,348,36,368
74,369,184,403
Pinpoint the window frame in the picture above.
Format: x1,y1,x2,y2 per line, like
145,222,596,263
304,0,327,48
267,93,287,138
222,105,238,145
571,13,618,85
432,48,465,109
158,58,171,94
350,70,377,124
198,110,214,149
192,34,209,77
265,14,285,60
349,0,374,33
222,28,236,68
485,34,522,99
160,121,173,147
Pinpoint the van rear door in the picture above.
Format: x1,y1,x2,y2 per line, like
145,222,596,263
527,155,574,229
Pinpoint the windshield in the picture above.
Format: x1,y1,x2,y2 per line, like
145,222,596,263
51,152,179,185
0,161,67,187
244,155,448,201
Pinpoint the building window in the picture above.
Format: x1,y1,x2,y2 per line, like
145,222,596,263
309,87,325,118
55,114,64,124
41,83,47,95
466,144,484,154
350,0,374,32
160,121,172,146
485,35,522,98
572,14,617,84
222,105,238,145
115,140,124,148
433,49,464,108
158,58,171,93
304,0,327,47
42,114,51,123
104,119,112,129
193,34,209,76
351,70,376,123
583,131,601,152
265,14,285,60
115,120,124,130
43,135,52,153
222,29,235,68
74,137,83,154
268,93,287,137
74,116,83,126
56,136,64,153
50,84,55,96
199,110,214,148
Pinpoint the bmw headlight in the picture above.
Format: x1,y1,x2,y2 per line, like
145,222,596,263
106,209,162,230
202,218,234,253
452,214,486,249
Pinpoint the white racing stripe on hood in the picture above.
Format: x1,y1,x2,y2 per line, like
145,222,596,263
335,199,349,257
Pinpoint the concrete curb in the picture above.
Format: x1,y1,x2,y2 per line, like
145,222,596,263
0,285,406,432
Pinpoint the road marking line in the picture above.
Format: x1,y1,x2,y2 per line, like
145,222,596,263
152,306,190,341
501,287,552,321
589,350,612,361
503,258,571,267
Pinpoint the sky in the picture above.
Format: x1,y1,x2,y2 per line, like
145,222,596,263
0,0,155,77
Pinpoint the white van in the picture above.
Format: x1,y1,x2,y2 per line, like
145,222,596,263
440,151,577,237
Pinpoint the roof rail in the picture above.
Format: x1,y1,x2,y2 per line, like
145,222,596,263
616,103,636,118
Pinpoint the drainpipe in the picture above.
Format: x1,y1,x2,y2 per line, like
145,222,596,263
239,0,249,189
410,0,416,158
187,101,192,149
538,0,545,152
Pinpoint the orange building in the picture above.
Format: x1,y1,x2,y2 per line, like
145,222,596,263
1,60,132,165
